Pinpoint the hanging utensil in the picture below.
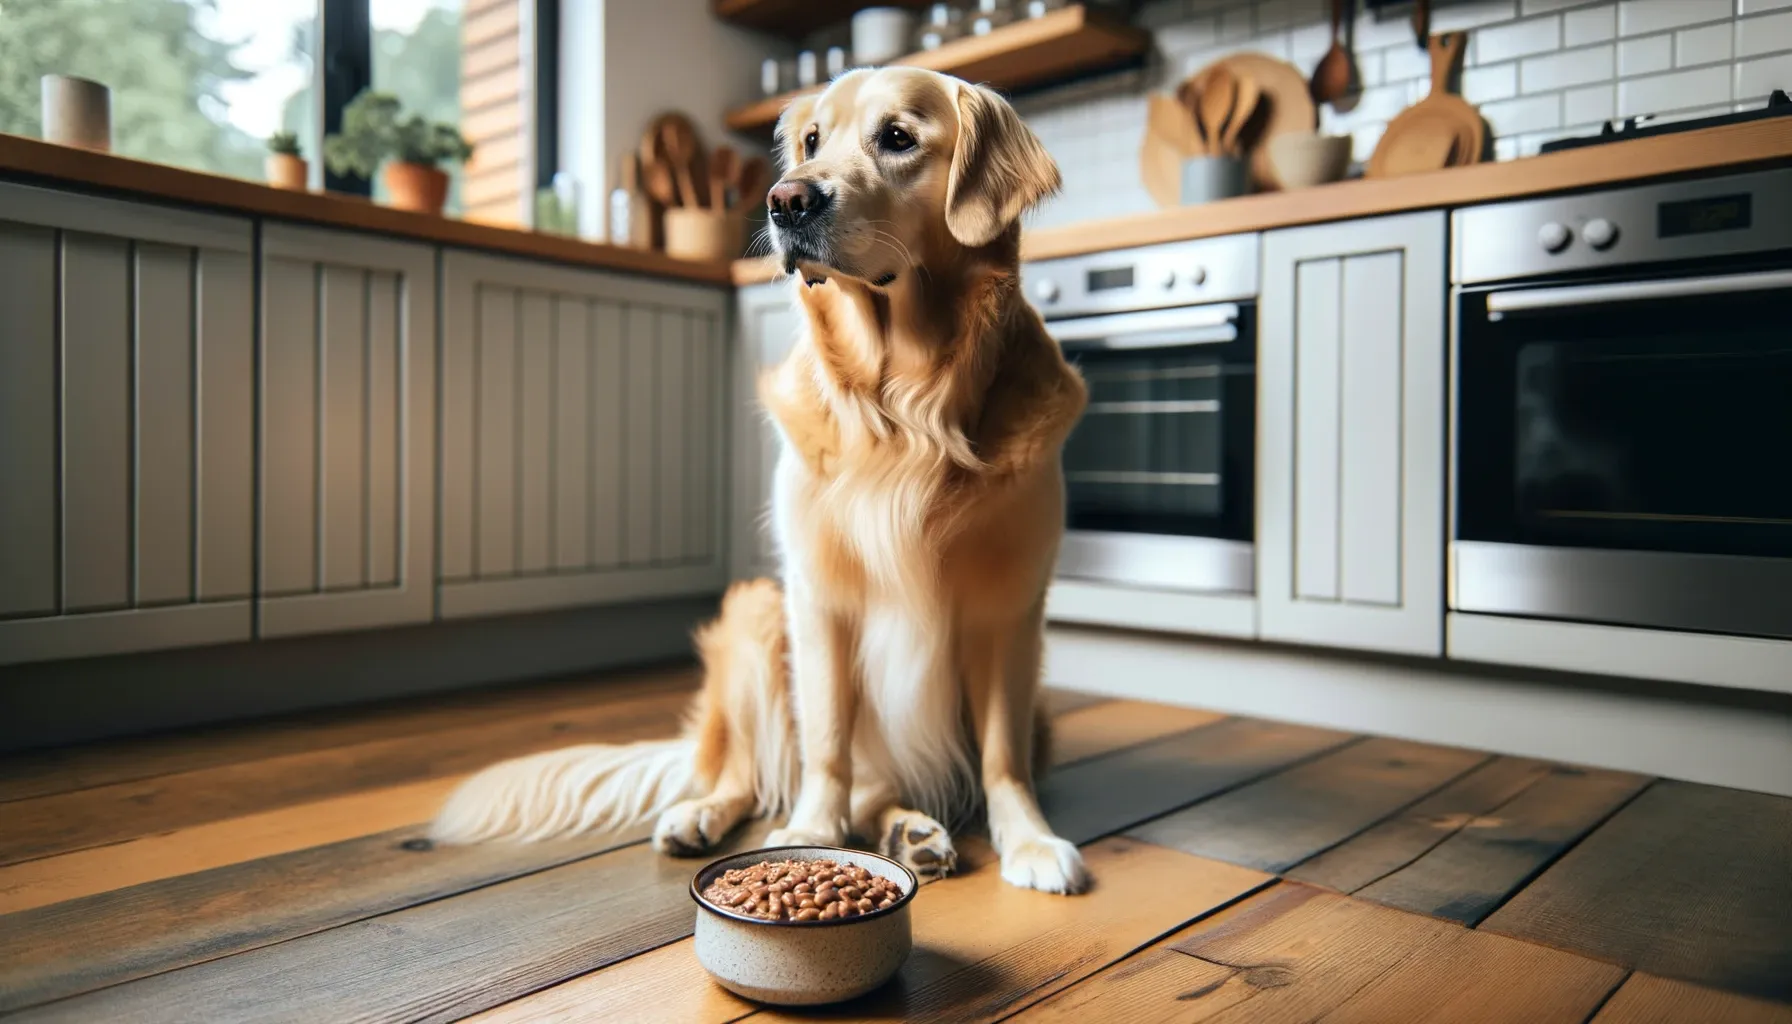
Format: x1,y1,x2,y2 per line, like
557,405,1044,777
1368,31,1483,177
1310,0,1353,105
1412,0,1431,48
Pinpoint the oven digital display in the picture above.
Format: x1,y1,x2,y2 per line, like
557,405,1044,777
1087,267,1134,292
1657,193,1752,238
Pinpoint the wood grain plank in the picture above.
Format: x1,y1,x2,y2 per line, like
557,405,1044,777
3,822,745,1022
463,935,755,1024
1592,973,1792,1024
1011,883,1623,1023
0,665,696,804
1047,700,1222,768
1128,737,1489,872
1482,780,1792,1000
0,687,692,866
1286,756,1554,894
1354,765,1651,926
0,822,652,1013
1041,718,1359,846
8,702,1282,1022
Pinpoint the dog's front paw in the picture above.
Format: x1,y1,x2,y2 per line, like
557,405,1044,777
766,824,847,849
654,800,724,856
1000,835,1089,894
879,812,957,882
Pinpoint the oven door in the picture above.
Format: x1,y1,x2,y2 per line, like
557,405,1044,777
1049,302,1256,594
1455,265,1792,637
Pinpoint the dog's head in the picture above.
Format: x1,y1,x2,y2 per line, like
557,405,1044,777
766,67,1060,287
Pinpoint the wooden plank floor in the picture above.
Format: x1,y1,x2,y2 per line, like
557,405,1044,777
2,665,1787,1023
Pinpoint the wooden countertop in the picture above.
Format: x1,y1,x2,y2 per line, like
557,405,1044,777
733,117,1792,284
0,134,736,286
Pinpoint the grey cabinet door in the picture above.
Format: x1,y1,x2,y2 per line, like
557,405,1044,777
0,183,254,665
1258,212,1447,656
730,282,800,582
257,223,437,637
436,249,729,618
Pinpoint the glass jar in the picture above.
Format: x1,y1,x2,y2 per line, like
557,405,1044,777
971,0,1013,35
917,4,963,50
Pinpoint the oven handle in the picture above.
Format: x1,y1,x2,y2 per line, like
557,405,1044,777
1048,303,1241,349
1485,269,1792,316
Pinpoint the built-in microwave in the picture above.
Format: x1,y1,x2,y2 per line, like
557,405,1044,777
1023,234,1259,595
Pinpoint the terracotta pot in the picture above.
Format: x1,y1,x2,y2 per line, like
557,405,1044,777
265,153,308,191
383,161,450,214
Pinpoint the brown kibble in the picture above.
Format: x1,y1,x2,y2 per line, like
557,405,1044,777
796,907,820,921
841,886,861,902
816,884,836,903
857,897,874,911
703,857,903,923
794,882,812,894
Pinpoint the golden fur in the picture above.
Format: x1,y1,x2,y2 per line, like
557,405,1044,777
432,68,1089,893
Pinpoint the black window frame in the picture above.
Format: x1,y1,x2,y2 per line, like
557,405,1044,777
313,0,559,204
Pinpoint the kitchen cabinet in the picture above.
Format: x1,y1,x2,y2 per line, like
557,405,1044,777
731,281,800,581
258,223,437,637
0,183,255,665
1257,212,1447,657
436,250,729,618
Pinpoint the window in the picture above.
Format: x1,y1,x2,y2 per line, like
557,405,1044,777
0,0,317,180
0,0,549,224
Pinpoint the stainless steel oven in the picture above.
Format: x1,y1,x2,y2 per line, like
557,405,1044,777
1452,167,1792,639
1023,233,1259,594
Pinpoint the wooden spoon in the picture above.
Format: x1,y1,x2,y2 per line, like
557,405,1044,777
1310,0,1352,105
1220,73,1262,158
1196,67,1238,157
643,158,679,208
659,119,703,208
709,146,737,210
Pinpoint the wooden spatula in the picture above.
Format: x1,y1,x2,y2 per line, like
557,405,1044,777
709,146,737,210
1197,67,1238,157
1219,73,1262,158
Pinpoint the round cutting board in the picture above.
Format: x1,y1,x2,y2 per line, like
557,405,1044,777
1369,33,1485,178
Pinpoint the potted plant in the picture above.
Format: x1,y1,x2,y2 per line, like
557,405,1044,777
265,131,307,191
323,90,474,216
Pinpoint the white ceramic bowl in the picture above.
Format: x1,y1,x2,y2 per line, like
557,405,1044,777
690,845,917,1006
1266,132,1353,189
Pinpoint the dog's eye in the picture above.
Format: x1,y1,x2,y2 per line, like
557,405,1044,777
803,130,819,160
877,124,916,153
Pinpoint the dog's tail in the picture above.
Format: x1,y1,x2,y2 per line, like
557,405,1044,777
430,738,696,843
430,578,792,845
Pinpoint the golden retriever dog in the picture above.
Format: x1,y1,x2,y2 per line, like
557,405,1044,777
432,67,1090,894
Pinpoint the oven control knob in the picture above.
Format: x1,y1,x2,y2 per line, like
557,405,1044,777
1033,278,1060,304
1583,218,1619,250
1189,266,1208,286
1538,221,1571,253
1157,268,1178,290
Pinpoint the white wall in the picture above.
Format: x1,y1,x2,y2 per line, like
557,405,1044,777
557,0,791,240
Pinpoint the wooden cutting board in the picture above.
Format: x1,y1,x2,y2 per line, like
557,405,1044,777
1203,52,1316,192
1369,32,1485,178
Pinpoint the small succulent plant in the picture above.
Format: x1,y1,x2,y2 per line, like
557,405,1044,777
323,89,474,179
267,130,302,157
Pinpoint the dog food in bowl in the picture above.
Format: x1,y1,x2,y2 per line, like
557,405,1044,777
701,857,903,922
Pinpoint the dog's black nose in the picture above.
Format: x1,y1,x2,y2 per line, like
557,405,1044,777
767,179,829,229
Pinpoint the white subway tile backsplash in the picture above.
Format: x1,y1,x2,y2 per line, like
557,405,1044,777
1026,0,1771,221
1479,93,1564,133
1435,1,1520,33
1522,44,1616,90
1677,23,1734,65
1564,83,1617,122
1476,16,1564,64
1463,62,1521,102
1619,34,1674,75
1619,0,1733,38
1737,50,1792,96
1618,65,1733,115
1564,4,1617,46
1738,11,1792,58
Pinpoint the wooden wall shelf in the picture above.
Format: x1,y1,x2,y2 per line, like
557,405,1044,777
712,0,930,38
723,5,1149,133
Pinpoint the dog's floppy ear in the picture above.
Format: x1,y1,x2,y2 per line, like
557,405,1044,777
945,83,1061,248
774,94,819,171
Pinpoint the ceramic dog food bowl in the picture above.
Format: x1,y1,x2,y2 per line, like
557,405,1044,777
690,845,917,1006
